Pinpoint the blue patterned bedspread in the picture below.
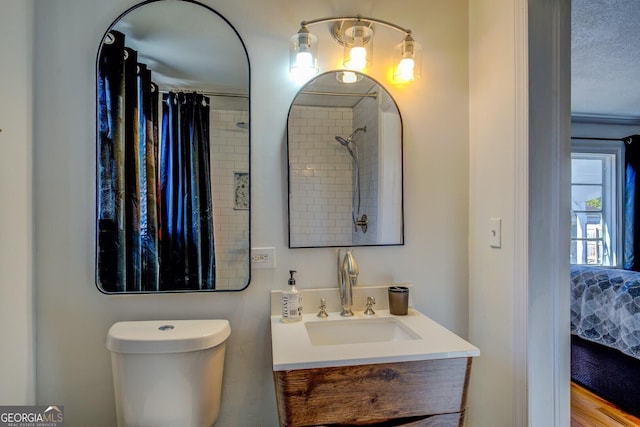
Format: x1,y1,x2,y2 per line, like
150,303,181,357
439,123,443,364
571,266,640,359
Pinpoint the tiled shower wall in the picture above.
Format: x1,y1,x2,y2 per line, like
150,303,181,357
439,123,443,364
288,101,379,247
288,105,354,246
210,108,249,290
352,95,380,245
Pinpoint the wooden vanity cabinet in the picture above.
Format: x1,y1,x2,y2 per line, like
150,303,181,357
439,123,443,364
273,357,472,427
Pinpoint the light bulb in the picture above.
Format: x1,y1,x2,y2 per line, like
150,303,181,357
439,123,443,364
341,71,358,83
396,58,415,82
349,46,367,70
290,51,316,84
296,51,313,69
290,28,317,83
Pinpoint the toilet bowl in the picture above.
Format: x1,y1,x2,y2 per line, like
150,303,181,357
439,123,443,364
107,319,231,427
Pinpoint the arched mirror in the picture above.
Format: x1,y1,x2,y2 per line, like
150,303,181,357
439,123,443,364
287,71,403,248
96,0,250,293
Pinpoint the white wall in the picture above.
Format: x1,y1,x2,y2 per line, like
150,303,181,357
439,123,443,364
468,0,519,423
468,0,571,425
527,1,571,425
32,1,469,425
0,0,35,405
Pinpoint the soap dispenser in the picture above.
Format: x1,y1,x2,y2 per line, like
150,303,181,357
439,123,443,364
281,270,303,323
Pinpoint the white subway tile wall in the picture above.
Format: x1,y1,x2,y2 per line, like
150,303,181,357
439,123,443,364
288,100,379,247
210,108,249,289
353,95,379,246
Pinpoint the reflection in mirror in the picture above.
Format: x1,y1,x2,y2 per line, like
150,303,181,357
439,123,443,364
96,0,250,293
287,71,403,248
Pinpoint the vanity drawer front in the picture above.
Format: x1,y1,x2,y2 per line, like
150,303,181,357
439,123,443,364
273,357,472,427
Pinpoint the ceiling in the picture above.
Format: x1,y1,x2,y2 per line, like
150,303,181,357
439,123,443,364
110,0,249,111
572,0,640,120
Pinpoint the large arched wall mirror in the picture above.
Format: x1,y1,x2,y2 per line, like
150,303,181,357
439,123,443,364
287,71,404,248
96,0,250,293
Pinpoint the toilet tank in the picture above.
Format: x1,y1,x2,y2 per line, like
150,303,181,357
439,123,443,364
107,319,231,427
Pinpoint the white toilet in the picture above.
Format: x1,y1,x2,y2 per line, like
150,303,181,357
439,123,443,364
107,319,231,427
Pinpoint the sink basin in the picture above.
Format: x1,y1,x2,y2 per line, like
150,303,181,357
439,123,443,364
270,285,479,371
304,317,421,346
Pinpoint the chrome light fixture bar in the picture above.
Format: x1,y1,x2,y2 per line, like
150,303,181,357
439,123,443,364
290,15,421,83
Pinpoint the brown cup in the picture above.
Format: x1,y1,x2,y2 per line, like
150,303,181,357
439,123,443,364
388,286,409,315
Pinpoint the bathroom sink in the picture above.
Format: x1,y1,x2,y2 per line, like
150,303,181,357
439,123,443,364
270,285,480,371
304,317,420,346
270,286,481,427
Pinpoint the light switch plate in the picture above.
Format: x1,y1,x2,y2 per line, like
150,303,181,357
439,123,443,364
489,218,502,248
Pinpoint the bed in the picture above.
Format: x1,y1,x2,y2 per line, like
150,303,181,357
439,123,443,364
570,265,640,416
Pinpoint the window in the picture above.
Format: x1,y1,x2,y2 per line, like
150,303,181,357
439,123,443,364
570,140,623,267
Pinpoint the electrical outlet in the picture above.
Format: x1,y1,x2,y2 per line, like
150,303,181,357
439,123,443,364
251,247,276,269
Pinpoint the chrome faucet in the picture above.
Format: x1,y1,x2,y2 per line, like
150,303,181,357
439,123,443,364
338,249,358,317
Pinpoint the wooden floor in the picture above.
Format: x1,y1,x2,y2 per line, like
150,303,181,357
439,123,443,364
571,382,640,426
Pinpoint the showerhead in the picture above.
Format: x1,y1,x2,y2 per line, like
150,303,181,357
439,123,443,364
335,135,350,146
349,126,366,140
335,126,366,147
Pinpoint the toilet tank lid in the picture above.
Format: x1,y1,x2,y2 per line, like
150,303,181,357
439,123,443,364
106,319,230,354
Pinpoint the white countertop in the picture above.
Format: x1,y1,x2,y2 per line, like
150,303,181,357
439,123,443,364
271,306,480,371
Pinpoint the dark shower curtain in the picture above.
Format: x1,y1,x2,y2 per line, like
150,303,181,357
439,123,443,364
97,30,215,292
624,135,640,271
160,92,215,290
97,30,126,291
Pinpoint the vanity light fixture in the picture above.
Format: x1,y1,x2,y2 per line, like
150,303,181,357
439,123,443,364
289,25,318,82
395,34,417,82
290,15,420,84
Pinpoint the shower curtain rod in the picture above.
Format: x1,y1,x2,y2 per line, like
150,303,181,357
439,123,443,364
572,135,640,144
300,90,378,99
572,137,625,141
159,89,248,99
